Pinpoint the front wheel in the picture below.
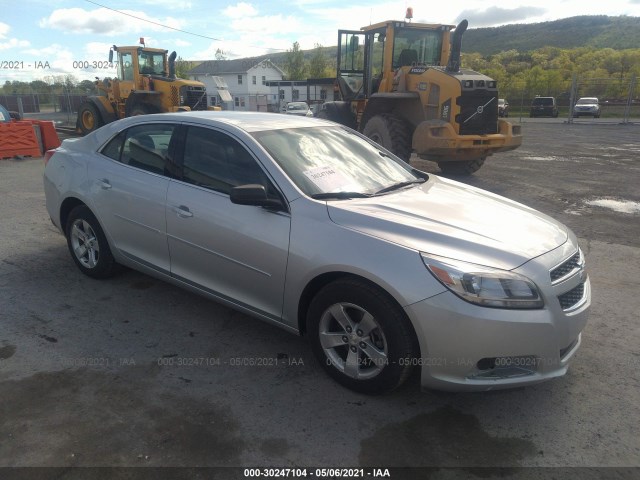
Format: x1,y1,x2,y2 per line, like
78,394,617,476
129,103,157,117
308,278,417,394
438,157,486,175
77,102,103,135
362,114,412,162
65,205,118,279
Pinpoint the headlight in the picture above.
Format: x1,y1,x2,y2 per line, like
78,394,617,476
421,254,544,309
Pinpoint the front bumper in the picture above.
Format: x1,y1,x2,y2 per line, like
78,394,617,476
573,109,599,116
404,245,590,392
413,119,522,162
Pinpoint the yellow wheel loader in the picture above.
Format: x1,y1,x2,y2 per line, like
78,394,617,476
319,16,522,174
77,45,210,135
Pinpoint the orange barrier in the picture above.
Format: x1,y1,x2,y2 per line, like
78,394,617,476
30,120,61,151
0,121,42,159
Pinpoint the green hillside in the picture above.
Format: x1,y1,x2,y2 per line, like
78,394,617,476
463,16,640,56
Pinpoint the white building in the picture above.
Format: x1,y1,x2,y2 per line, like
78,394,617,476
188,58,286,111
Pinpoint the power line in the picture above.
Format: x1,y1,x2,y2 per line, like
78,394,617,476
83,0,284,52
84,0,221,40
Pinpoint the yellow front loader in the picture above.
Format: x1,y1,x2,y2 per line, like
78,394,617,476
77,44,210,134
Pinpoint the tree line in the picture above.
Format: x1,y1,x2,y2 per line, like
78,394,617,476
3,44,638,103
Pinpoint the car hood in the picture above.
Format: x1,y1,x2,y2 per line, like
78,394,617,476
326,176,568,270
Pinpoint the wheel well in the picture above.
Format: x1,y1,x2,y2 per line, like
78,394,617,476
297,272,421,356
360,97,423,132
59,197,87,232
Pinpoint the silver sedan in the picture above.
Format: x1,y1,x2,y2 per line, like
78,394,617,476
44,112,590,393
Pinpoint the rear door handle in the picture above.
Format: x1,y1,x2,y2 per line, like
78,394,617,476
99,179,112,190
173,205,193,218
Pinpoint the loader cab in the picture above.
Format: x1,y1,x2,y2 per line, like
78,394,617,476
109,46,169,98
336,21,452,101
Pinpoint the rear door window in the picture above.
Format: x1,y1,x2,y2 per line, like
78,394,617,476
100,123,177,175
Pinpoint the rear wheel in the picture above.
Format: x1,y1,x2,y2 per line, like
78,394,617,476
65,205,117,279
362,114,412,162
438,157,486,175
77,102,103,135
308,278,417,394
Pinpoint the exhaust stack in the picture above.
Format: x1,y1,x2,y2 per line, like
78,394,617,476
168,51,177,79
446,20,468,73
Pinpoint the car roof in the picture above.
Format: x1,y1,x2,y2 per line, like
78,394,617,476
108,111,333,134
80,111,337,150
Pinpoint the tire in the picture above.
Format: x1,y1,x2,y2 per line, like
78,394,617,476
362,114,412,162
129,103,155,116
307,278,417,394
78,102,103,135
65,205,118,279
437,156,486,175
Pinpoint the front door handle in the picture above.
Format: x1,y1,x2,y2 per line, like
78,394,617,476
173,205,193,218
99,179,112,190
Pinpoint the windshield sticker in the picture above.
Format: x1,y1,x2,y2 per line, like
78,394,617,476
0,112,5,121
303,166,352,192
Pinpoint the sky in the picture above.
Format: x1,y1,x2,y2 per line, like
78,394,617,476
1,0,640,82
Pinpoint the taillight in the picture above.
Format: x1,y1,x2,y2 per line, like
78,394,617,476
44,149,57,165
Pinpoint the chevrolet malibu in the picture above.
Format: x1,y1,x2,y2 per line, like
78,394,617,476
44,112,590,394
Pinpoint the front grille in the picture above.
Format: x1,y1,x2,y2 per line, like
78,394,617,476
456,91,499,135
550,251,581,283
185,88,207,111
170,86,179,106
558,283,585,310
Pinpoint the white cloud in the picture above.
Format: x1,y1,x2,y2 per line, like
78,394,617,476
0,21,30,51
0,21,10,39
140,0,193,9
194,36,290,60
84,42,115,59
223,2,259,19
0,38,30,51
229,14,304,35
174,39,192,47
455,6,547,27
39,8,185,35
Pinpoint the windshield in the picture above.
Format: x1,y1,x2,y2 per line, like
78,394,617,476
533,97,553,105
252,127,421,197
393,27,443,67
288,103,308,111
139,51,165,75
577,98,597,104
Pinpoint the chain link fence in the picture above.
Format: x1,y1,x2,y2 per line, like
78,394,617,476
498,75,638,123
1,90,88,126
2,74,637,127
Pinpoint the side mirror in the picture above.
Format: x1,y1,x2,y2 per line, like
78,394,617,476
230,184,284,209
109,49,114,63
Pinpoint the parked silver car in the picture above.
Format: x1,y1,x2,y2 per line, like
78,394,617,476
44,112,590,393
573,97,601,118
284,102,313,117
